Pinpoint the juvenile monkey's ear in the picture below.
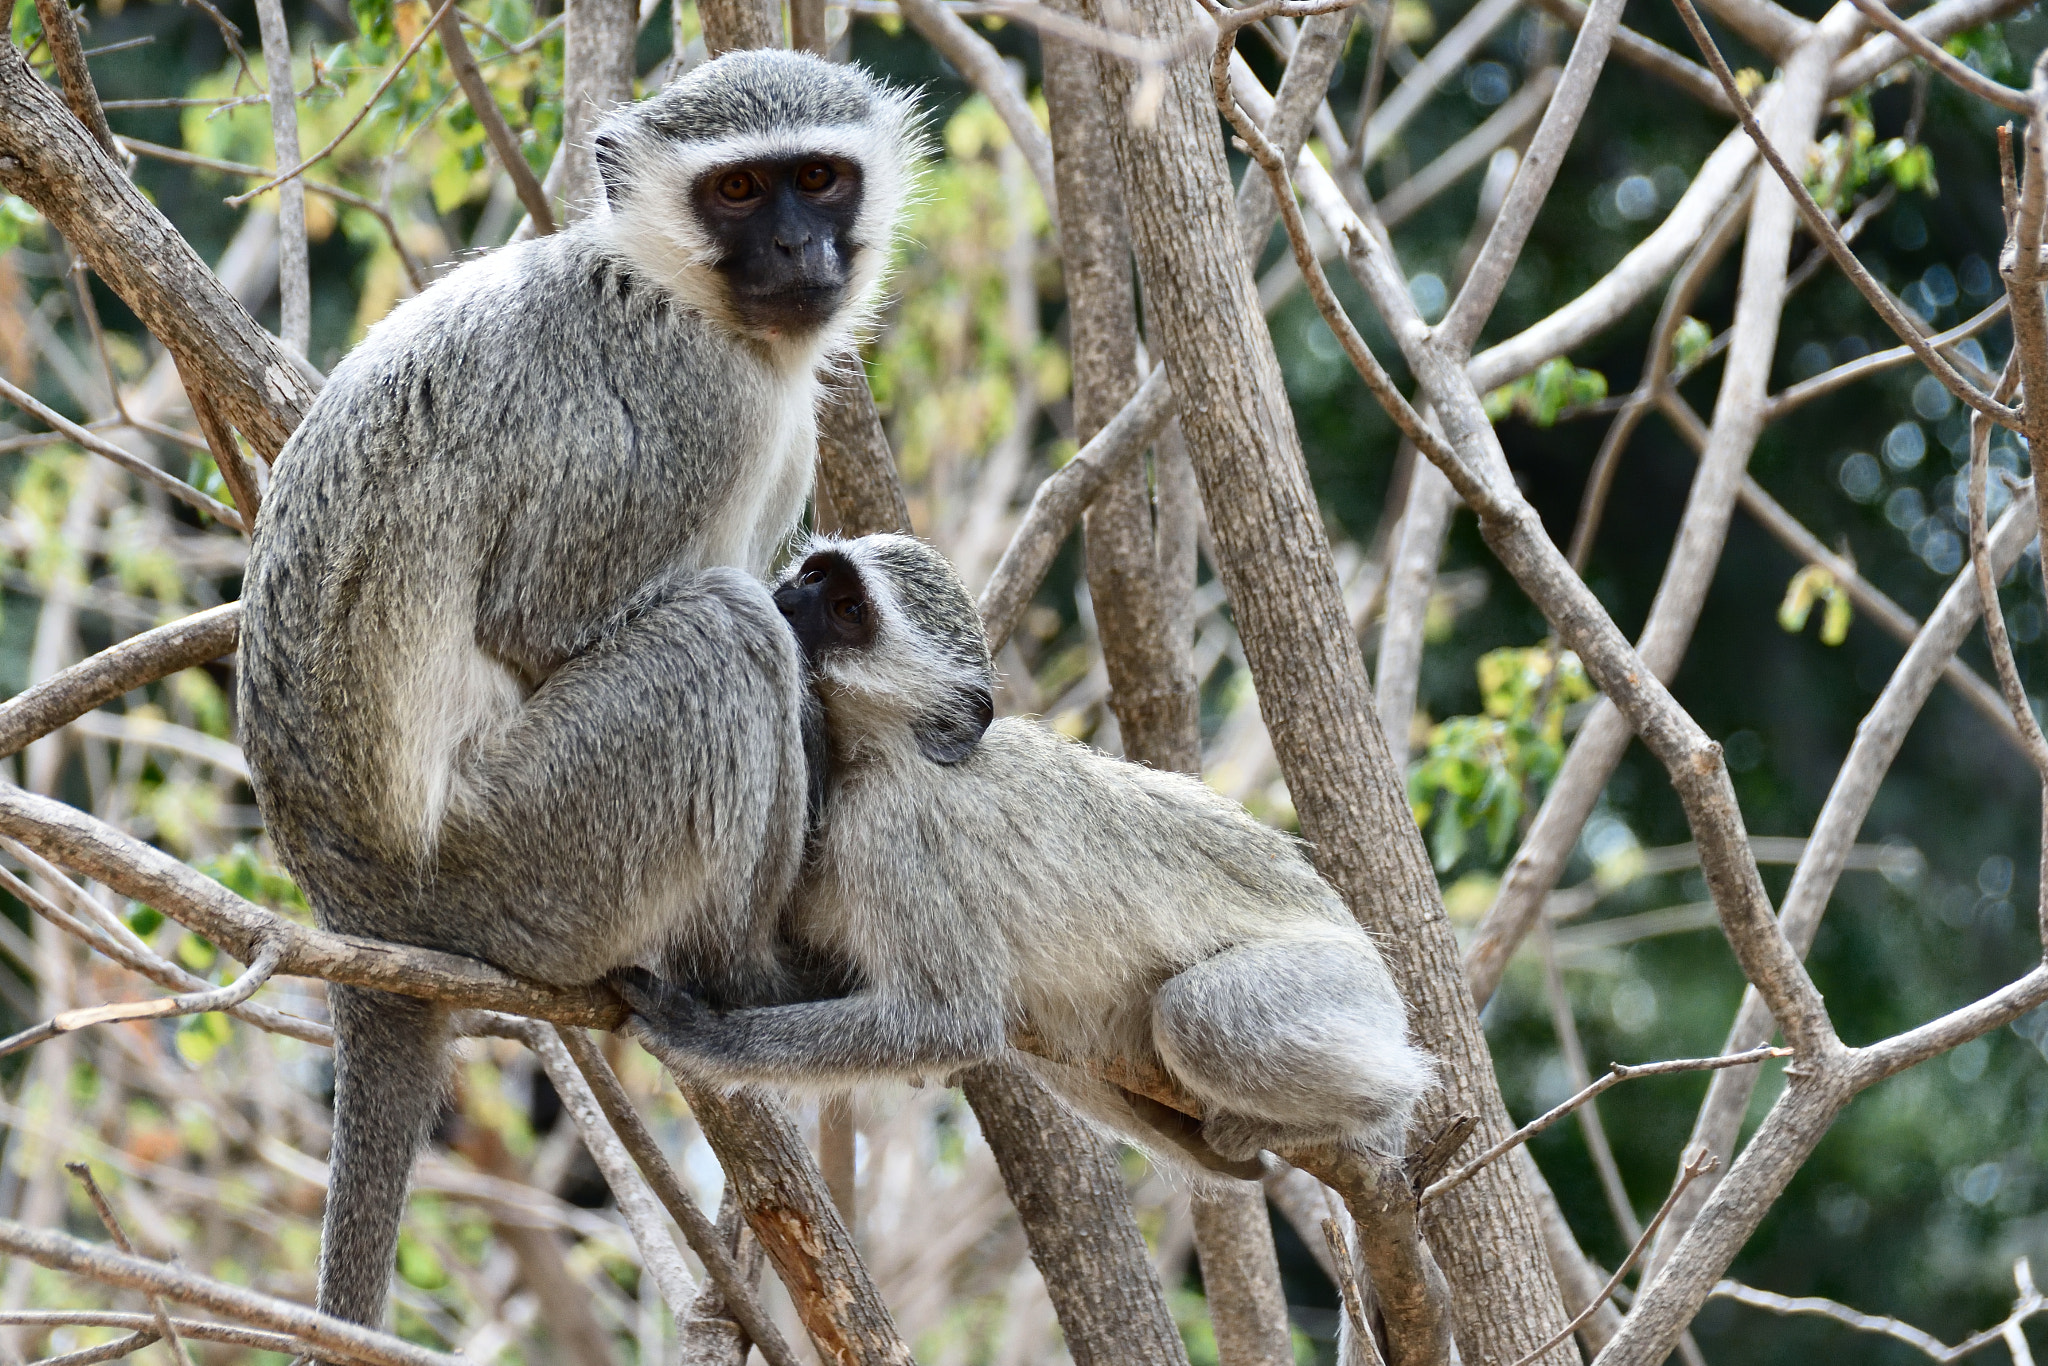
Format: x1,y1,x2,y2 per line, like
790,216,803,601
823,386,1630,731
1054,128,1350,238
912,685,993,765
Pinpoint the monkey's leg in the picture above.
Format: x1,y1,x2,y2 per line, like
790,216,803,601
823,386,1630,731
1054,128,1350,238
436,567,811,994
1151,937,1433,1161
613,970,1007,1086
315,987,451,1339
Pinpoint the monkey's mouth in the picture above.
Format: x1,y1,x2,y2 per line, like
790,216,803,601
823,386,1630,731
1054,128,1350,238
731,284,848,337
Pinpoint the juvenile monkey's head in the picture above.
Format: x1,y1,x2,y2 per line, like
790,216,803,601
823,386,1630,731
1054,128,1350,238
594,51,921,350
774,534,994,764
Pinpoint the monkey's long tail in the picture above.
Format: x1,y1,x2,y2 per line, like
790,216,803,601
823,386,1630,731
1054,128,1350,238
315,985,452,1343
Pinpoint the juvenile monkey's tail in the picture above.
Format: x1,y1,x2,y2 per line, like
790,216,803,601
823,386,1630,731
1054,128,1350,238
315,985,452,1343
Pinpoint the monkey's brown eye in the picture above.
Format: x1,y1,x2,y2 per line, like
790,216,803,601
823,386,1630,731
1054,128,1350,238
716,172,758,202
832,598,865,624
796,161,836,194
799,569,826,586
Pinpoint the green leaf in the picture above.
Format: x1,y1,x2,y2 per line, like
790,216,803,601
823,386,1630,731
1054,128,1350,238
174,1011,232,1065
1671,316,1713,373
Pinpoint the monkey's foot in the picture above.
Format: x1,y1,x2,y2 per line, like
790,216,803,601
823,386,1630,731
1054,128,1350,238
606,966,715,1055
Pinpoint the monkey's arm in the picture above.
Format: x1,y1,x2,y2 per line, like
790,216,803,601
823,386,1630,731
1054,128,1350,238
613,967,1007,1085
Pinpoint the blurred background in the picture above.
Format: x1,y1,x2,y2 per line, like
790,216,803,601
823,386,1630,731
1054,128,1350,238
2,0,2045,1356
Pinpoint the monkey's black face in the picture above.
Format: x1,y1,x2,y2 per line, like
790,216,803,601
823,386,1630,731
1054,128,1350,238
696,156,865,336
775,551,876,665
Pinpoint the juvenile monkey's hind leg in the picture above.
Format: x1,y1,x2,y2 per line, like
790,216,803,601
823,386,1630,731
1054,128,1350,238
1151,937,1434,1161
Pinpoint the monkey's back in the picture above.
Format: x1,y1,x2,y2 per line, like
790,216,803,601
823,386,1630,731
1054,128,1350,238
801,718,1381,1063
239,228,816,953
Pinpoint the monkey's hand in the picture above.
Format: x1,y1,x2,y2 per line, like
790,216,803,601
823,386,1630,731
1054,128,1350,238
607,966,718,1062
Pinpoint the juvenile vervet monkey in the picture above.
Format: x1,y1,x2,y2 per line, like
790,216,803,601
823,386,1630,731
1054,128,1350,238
236,52,919,1333
618,534,1435,1179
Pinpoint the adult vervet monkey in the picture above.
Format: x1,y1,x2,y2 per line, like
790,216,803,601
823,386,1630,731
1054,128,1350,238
236,52,920,1333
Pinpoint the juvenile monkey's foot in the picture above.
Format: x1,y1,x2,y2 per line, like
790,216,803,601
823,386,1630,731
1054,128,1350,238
606,967,714,1059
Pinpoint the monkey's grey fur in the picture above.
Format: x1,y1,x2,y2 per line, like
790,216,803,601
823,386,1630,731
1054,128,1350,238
622,534,1436,1180
236,51,918,1335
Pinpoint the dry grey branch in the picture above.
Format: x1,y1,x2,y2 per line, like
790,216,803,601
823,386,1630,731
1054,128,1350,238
1711,1258,2045,1362
437,5,557,235
549,1025,802,1366
0,376,245,530
1514,1146,1717,1366
0,603,240,760
1669,0,2017,426
0,1219,468,1366
63,1163,193,1366
0,43,314,458
29,0,119,158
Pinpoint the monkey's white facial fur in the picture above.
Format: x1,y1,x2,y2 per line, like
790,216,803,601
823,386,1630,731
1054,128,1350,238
594,51,921,366
774,534,994,764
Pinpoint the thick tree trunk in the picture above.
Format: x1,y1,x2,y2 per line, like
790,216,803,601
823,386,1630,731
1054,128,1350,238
560,0,638,219
961,1063,1192,1366
1046,23,1291,1365
1081,4,1575,1360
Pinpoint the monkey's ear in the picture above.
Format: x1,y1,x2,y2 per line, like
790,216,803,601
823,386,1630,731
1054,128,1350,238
912,686,993,765
593,132,630,204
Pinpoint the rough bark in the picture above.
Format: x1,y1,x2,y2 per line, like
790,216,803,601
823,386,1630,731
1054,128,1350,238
1190,1191,1294,1366
1084,5,1573,1361
677,1187,769,1366
560,0,638,219
1046,23,1291,1363
960,1063,1191,1366
815,371,913,537
698,0,783,55
666,1077,913,1366
0,41,313,459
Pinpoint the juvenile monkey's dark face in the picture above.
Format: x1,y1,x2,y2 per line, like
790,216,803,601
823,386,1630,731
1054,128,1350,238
774,550,875,665
696,156,866,336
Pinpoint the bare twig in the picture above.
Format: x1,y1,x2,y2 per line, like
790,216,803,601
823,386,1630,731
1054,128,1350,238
1765,295,2010,419
0,854,327,1046
548,1026,802,1366
252,0,309,355
978,366,1177,653
1965,354,2048,774
897,0,1058,231
0,1313,310,1356
117,135,427,291
1668,0,2018,428
1522,0,1733,111
1424,1045,1784,1203
1438,0,1626,350
180,367,263,527
1709,1257,2045,1362
1510,1146,1718,1366
0,1219,468,1366
0,376,245,530
0,938,283,1060
1320,1219,1387,1366
30,0,119,158
64,1164,193,1366
1841,0,2033,112
226,0,462,207
437,4,556,236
